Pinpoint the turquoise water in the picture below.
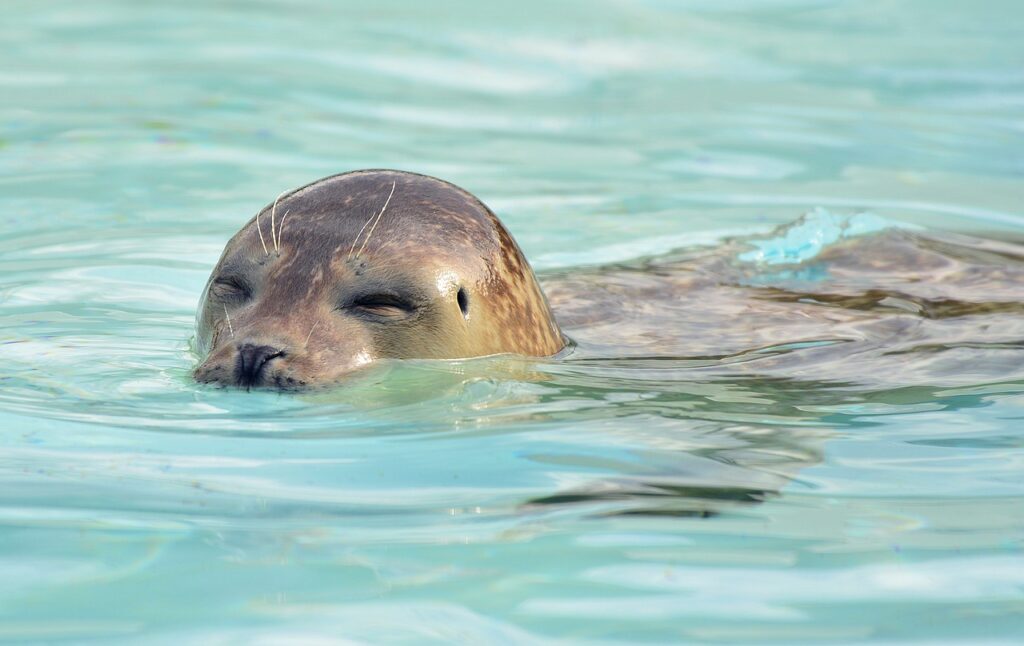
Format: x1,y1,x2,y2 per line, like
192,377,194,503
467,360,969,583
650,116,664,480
3,0,1024,642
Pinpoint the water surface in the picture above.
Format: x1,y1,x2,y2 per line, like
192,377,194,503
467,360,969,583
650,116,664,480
2,0,1024,642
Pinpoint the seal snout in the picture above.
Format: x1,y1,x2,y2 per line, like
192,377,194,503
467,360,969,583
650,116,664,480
234,343,285,389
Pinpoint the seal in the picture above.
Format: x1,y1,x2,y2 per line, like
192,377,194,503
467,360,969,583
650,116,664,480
194,169,566,389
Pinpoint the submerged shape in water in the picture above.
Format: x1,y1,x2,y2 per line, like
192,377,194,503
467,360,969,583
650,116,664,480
549,220,1024,389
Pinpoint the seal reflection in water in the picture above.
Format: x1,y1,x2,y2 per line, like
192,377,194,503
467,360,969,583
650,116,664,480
194,169,565,389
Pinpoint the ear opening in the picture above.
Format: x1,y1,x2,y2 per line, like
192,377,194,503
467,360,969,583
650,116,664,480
457,287,469,318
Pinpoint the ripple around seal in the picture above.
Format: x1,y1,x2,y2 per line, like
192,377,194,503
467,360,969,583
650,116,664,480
3,0,1024,642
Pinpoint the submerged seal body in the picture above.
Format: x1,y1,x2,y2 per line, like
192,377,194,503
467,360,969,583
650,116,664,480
194,170,565,389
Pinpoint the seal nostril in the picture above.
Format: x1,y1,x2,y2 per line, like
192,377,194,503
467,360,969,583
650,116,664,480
457,287,469,318
235,343,284,388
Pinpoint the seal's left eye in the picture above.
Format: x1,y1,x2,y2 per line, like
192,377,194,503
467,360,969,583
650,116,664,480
211,276,251,301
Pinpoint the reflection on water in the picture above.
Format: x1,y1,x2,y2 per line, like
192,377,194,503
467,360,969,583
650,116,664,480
2,0,1024,642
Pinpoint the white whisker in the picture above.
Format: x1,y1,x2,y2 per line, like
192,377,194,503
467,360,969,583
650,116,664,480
255,211,269,255
304,320,320,348
271,190,288,253
223,304,234,338
349,206,378,260
356,181,397,259
278,209,290,251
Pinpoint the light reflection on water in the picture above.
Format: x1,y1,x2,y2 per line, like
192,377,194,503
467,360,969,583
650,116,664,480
1,0,1023,642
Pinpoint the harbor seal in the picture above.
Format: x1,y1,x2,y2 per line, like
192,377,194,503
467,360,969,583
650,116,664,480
195,168,1024,393
194,169,565,389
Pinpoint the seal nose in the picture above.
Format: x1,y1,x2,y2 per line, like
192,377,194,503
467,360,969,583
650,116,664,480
235,343,284,388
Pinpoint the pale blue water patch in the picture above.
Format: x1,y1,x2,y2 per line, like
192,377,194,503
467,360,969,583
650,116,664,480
732,209,918,289
737,208,916,266
2,0,1024,643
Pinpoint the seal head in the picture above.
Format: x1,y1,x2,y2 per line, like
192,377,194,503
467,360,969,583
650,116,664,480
194,170,565,389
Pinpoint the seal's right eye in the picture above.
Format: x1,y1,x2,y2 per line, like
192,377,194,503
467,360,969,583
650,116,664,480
210,276,251,301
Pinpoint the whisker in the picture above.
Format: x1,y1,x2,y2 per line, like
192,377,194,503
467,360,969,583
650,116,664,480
255,211,270,255
223,304,235,338
356,181,397,259
278,209,290,250
348,206,378,260
304,320,320,348
271,190,288,253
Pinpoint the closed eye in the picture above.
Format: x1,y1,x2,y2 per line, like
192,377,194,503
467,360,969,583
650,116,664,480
211,276,252,301
347,293,417,319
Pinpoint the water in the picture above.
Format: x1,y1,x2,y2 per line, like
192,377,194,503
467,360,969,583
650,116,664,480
2,0,1024,642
